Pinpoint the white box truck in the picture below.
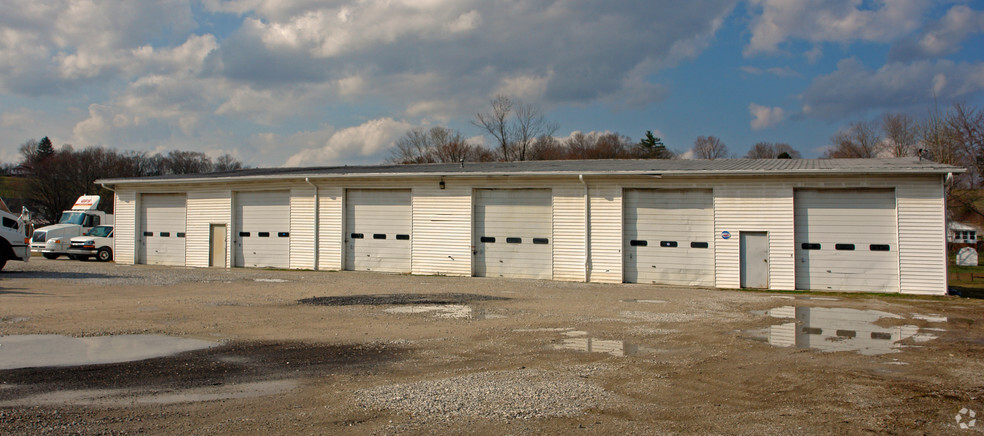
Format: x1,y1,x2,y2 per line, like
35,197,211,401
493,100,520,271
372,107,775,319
31,195,114,259
0,198,32,270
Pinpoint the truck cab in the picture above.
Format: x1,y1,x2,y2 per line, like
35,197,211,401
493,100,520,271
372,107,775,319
67,225,114,261
0,199,31,270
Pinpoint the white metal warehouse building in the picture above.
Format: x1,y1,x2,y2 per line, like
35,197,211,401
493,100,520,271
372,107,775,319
98,158,962,295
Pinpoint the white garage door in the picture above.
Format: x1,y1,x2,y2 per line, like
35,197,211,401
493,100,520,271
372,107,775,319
139,194,187,266
235,191,290,268
473,189,552,279
794,189,899,292
623,189,714,285
345,189,412,272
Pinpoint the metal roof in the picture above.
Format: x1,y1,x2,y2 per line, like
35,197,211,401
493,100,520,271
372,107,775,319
97,158,964,185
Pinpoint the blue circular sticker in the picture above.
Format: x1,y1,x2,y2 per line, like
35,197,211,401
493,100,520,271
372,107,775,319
721,231,731,240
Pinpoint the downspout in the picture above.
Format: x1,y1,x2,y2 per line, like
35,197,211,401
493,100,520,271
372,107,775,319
579,174,590,283
305,178,319,270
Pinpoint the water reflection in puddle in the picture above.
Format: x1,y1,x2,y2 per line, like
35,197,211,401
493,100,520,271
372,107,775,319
0,335,219,370
620,299,667,304
551,330,651,357
382,305,505,320
748,306,942,356
770,296,840,301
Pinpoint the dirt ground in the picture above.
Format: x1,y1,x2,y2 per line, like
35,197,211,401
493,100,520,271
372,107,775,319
2,258,983,435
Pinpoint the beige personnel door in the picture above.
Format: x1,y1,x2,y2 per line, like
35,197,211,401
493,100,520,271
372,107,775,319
209,224,227,267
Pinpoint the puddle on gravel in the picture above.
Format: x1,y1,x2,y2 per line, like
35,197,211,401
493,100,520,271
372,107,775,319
254,278,288,283
0,335,218,370
0,341,404,407
747,306,943,356
1,316,31,324
383,305,505,319
300,293,509,306
508,328,652,357
620,299,668,304
770,296,840,301
539,329,653,357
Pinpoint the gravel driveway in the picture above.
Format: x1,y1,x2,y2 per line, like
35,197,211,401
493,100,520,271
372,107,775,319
2,257,983,434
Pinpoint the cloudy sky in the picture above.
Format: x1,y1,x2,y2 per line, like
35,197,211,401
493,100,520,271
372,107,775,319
2,0,983,167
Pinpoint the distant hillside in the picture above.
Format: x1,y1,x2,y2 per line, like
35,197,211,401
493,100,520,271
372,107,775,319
0,176,30,212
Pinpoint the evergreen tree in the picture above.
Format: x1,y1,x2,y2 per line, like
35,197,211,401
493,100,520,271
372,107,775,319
37,136,54,159
637,130,672,159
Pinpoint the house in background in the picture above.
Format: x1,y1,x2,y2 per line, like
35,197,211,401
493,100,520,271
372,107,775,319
948,221,979,245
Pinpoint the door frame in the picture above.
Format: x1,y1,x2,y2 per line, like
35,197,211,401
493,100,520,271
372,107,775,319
739,231,770,289
209,223,227,268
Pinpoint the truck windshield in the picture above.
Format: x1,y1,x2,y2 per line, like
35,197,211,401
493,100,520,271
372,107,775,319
58,212,87,225
85,226,112,237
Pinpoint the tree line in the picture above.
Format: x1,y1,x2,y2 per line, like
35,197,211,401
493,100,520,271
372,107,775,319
390,94,798,164
4,137,244,224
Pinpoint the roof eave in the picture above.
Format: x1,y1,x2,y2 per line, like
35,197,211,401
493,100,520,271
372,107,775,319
96,167,962,186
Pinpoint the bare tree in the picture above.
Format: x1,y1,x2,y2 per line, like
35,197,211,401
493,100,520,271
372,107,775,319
389,127,435,164
214,154,244,172
514,101,558,161
472,95,555,161
565,132,593,159
948,103,984,185
473,95,514,161
921,106,962,167
388,126,495,164
745,142,800,159
825,121,882,158
430,127,487,163
882,113,919,157
692,136,729,159
527,135,565,160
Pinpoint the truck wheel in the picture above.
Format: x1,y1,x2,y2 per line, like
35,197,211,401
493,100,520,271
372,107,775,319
97,248,113,262
42,253,59,260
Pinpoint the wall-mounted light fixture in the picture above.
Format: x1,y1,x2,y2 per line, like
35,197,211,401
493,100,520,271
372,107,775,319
439,177,446,190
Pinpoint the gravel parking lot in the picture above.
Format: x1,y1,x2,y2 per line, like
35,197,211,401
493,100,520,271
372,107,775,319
2,257,984,434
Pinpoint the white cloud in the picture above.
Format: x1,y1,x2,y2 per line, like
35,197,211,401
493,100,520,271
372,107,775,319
0,0,754,167
800,58,984,120
0,0,196,94
284,118,413,166
494,74,551,101
740,65,801,78
888,5,984,62
745,0,927,56
749,103,786,130
446,10,482,34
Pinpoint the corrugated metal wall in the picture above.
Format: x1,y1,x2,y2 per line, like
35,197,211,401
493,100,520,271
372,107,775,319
714,184,795,290
317,186,343,270
897,176,946,295
412,184,472,276
552,183,586,282
587,183,622,283
289,186,316,269
114,190,137,265
186,190,231,268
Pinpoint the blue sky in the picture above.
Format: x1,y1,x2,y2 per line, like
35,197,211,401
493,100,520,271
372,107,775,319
1,0,983,167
